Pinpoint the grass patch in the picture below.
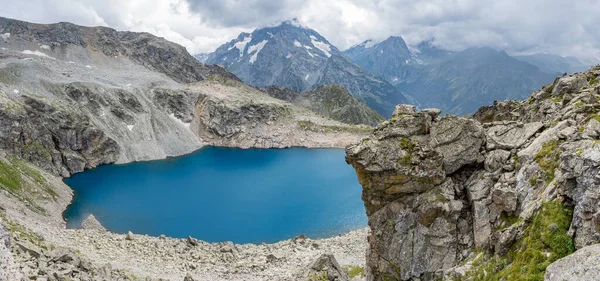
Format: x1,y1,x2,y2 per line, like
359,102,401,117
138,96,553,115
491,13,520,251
589,113,600,123
346,266,365,278
297,120,373,134
0,213,47,251
529,175,539,186
512,155,520,169
495,212,523,231
0,159,23,194
589,75,599,86
458,201,574,281
307,273,328,281
535,140,562,185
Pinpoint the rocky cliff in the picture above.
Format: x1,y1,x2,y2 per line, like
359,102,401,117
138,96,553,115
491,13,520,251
346,65,600,280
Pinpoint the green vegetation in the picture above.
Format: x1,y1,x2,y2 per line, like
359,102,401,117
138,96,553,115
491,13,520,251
512,155,520,169
307,273,328,281
529,175,539,186
589,74,599,86
577,148,584,156
0,159,23,194
535,140,563,185
589,113,600,123
0,212,48,251
457,201,574,281
398,137,416,167
495,212,523,231
574,100,585,110
0,155,57,213
297,120,373,134
346,266,365,278
552,96,563,103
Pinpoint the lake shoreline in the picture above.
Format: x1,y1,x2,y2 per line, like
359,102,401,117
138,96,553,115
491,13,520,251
1,143,370,281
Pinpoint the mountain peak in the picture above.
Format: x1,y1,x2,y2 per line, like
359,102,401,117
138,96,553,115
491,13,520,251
205,22,410,116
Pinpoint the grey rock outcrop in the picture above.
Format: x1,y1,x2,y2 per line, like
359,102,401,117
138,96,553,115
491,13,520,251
346,65,600,281
81,214,106,232
545,244,600,281
429,116,486,174
302,254,350,281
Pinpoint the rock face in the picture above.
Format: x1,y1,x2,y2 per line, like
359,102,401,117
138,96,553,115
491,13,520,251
544,244,600,281
346,65,600,280
0,16,235,84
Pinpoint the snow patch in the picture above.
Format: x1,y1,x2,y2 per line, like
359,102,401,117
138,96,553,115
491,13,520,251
230,35,252,56
13,89,19,94
267,32,274,38
310,38,332,57
169,113,191,128
380,50,384,54
303,45,312,50
286,53,292,59
248,40,268,64
307,50,315,58
293,40,302,47
40,44,51,50
85,65,93,68
305,74,310,80
22,50,55,60
127,125,134,131
1,33,9,40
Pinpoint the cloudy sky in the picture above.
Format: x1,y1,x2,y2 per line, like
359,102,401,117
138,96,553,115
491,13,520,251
1,0,599,61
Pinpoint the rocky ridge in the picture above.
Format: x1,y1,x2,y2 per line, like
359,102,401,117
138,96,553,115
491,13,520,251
346,65,600,280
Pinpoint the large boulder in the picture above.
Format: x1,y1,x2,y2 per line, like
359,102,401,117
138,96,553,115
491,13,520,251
302,254,350,281
544,244,600,281
81,214,107,232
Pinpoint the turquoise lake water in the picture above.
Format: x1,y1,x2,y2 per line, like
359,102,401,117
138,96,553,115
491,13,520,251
63,147,367,244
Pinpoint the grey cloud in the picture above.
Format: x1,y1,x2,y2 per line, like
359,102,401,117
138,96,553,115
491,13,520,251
185,0,304,27
0,0,599,61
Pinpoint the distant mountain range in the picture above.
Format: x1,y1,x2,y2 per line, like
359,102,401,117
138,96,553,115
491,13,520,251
344,39,562,115
204,20,411,116
201,21,598,116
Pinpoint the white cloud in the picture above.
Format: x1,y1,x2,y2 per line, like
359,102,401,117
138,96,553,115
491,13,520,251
0,0,599,61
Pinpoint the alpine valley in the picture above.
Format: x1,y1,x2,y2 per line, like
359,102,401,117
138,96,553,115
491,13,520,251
1,10,600,281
